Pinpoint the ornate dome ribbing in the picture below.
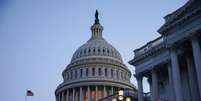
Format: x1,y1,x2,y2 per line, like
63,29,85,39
71,11,122,64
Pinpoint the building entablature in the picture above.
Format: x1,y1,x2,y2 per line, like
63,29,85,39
55,80,134,94
129,36,165,64
158,0,201,35
131,48,170,76
163,15,201,48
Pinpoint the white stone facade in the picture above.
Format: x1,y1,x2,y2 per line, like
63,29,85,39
129,0,201,101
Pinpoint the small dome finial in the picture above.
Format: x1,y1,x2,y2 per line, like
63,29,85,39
95,10,99,24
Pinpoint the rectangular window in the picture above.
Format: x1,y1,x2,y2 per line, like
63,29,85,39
99,68,101,76
80,69,83,77
86,68,89,77
92,68,95,76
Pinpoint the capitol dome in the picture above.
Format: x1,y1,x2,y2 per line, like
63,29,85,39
55,10,134,101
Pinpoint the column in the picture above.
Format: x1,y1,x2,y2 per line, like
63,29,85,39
151,69,158,101
88,86,90,101
58,93,61,101
170,48,183,101
111,87,114,95
137,75,144,101
186,54,201,101
147,76,152,100
61,92,65,101
66,89,69,101
76,90,79,101
95,86,98,101
80,87,83,101
191,36,201,98
167,63,175,101
103,86,106,97
56,94,59,101
73,88,75,101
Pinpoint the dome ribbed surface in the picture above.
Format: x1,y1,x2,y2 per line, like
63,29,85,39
71,38,123,63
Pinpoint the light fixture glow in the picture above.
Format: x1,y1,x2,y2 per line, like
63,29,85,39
112,98,117,101
126,97,131,101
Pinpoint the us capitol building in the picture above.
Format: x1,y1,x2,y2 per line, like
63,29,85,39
55,11,135,101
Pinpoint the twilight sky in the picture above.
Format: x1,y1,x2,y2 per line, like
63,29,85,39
0,0,188,101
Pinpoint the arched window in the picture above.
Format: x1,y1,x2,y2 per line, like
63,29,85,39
84,49,86,54
86,68,89,77
107,50,109,53
80,69,83,77
92,68,95,76
98,49,100,53
98,68,101,76
105,68,108,77
103,49,105,53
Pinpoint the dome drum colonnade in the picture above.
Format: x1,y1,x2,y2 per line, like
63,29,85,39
55,10,134,101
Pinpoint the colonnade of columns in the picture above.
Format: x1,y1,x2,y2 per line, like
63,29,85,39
136,35,201,101
56,86,120,101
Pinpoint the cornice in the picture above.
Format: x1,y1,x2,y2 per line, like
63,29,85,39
129,43,166,66
55,79,135,94
158,0,201,35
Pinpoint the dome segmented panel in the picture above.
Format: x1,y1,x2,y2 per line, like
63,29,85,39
71,38,123,63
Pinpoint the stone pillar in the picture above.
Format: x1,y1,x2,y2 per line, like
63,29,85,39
111,86,114,95
56,94,59,101
147,76,152,101
103,86,106,97
136,75,144,101
167,63,175,101
66,89,69,101
95,86,98,101
88,86,90,101
191,36,201,98
61,92,64,101
186,54,201,101
151,69,159,101
58,93,61,101
170,48,183,101
80,87,83,101
73,88,75,101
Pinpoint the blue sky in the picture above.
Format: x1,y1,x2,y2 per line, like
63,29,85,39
0,0,188,101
